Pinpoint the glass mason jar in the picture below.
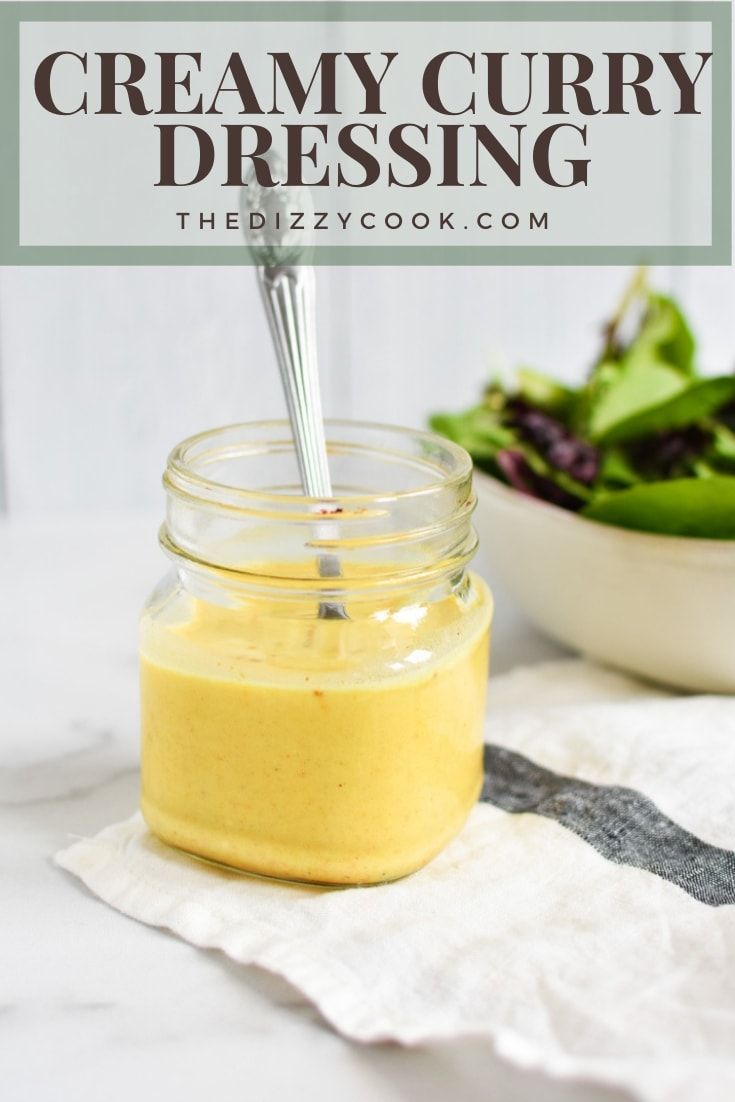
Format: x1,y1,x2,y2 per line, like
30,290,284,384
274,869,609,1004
140,421,493,885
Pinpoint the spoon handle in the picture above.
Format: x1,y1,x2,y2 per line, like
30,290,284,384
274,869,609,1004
256,264,347,619
257,265,332,498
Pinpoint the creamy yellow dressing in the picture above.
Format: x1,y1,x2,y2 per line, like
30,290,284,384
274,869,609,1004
140,567,492,884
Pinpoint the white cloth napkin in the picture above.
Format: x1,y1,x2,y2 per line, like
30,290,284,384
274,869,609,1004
56,659,735,1102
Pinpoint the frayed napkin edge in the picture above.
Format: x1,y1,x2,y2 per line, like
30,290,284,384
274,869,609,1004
53,814,694,1102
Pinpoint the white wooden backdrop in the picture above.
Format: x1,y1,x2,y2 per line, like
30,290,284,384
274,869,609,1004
0,264,732,515
2,0,731,515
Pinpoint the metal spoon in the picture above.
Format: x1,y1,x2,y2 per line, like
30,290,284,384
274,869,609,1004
242,159,347,619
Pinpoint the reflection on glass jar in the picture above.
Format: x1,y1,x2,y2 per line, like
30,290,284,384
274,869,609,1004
140,421,493,885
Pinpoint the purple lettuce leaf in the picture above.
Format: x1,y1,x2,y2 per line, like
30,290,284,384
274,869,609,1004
496,450,587,511
506,400,600,485
628,425,711,479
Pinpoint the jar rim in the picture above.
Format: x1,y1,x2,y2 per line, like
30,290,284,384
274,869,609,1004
164,419,473,512
162,420,478,588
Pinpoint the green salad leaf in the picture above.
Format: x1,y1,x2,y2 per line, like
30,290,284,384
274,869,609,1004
430,269,735,540
583,478,735,539
712,424,735,465
429,406,514,461
515,367,576,417
587,358,686,441
597,447,641,487
627,293,696,377
596,375,735,445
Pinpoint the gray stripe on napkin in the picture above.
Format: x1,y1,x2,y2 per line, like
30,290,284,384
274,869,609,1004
481,744,735,907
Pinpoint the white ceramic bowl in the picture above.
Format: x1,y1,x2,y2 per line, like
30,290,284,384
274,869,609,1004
473,471,735,693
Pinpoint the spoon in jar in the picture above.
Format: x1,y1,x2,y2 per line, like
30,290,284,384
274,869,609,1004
241,159,348,620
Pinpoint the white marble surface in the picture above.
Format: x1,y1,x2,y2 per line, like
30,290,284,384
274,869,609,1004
0,514,630,1102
